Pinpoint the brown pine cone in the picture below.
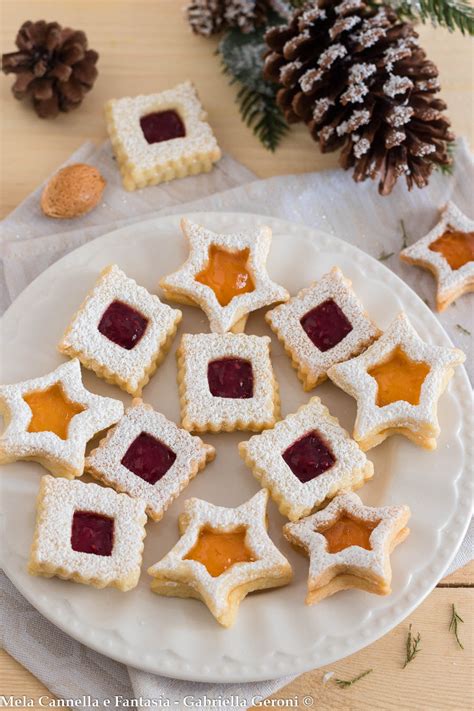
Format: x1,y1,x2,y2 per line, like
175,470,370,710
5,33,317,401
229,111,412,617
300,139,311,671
264,0,454,195
2,20,99,118
224,0,270,33
186,0,226,36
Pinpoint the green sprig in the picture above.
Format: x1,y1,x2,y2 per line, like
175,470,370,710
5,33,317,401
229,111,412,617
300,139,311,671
218,16,290,152
400,219,409,249
335,669,373,688
396,0,474,35
449,604,465,649
403,624,422,668
379,250,395,261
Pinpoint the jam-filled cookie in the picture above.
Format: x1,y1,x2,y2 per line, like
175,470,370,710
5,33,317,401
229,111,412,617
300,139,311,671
160,218,289,333
147,489,292,627
59,265,182,396
328,312,465,450
266,267,380,391
284,492,410,604
239,396,373,521
29,475,147,591
177,333,280,433
86,399,215,521
0,359,123,478
105,81,221,190
400,202,474,311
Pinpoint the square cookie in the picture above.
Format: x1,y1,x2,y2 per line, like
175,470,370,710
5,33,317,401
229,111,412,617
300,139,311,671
266,267,380,390
86,399,215,521
105,81,221,190
177,333,280,433
29,475,147,591
239,396,373,521
58,265,182,396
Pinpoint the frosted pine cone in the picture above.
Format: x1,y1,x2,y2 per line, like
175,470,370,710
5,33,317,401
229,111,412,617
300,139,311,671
264,0,454,195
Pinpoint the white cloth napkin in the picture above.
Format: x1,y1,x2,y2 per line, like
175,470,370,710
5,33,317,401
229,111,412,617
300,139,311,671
1,138,472,709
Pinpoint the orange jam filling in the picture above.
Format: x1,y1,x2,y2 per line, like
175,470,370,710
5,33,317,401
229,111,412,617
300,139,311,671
322,515,378,554
184,526,256,577
368,346,430,407
23,383,86,440
429,228,474,270
195,245,255,306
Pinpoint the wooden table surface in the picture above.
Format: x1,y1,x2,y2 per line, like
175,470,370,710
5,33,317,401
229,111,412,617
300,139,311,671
1,1,473,708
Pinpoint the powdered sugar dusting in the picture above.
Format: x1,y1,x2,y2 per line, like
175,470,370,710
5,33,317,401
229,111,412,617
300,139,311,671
86,400,215,521
29,475,147,590
239,397,374,521
0,359,123,478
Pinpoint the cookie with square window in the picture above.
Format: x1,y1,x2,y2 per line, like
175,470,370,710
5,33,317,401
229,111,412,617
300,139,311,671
0,359,123,479
400,202,474,311
284,492,410,604
266,267,380,391
86,399,215,521
58,265,182,396
160,218,289,334
177,333,280,433
328,312,465,451
28,475,147,591
105,82,221,191
239,396,373,521
147,489,292,627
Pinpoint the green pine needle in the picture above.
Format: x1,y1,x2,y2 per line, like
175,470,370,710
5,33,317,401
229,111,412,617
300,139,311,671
379,250,395,261
449,604,465,649
335,669,373,688
396,0,474,35
400,219,409,249
403,624,422,668
437,141,456,175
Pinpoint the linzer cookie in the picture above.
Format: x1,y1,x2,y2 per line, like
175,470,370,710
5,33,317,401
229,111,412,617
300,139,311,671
238,396,373,521
58,265,182,396
105,82,221,190
147,489,292,627
266,267,380,390
160,218,289,333
86,399,215,521
400,202,474,311
284,492,410,604
328,312,465,450
29,476,147,591
177,333,280,433
0,359,123,479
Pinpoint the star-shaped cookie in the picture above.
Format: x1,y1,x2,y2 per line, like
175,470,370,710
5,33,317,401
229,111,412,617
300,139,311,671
400,202,474,311
284,492,410,604
0,359,124,478
159,218,289,333
147,489,292,627
328,312,465,451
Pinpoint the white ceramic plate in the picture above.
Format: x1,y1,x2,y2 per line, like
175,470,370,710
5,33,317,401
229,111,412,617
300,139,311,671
1,212,472,683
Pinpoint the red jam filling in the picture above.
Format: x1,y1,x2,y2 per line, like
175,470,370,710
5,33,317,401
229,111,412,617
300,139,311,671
300,299,353,352
207,358,254,399
140,110,186,144
282,430,336,483
98,300,149,350
71,511,114,556
121,432,177,485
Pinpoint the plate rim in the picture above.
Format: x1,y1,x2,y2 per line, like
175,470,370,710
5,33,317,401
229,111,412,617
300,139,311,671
1,210,472,682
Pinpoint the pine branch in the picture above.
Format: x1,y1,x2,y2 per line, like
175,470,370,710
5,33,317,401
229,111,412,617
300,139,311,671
395,0,474,35
218,17,290,151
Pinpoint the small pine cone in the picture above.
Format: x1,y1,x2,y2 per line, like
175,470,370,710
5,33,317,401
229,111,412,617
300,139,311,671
225,0,270,33
2,20,98,119
264,0,454,195
186,0,226,36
